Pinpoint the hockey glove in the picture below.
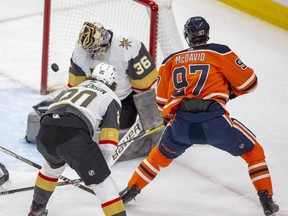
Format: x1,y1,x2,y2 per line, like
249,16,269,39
229,91,238,100
33,90,67,117
228,83,238,100
163,117,170,126
33,100,53,117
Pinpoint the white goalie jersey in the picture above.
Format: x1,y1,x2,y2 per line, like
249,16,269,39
68,33,157,100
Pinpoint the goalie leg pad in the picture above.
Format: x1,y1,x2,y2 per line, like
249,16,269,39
26,112,40,143
133,89,163,131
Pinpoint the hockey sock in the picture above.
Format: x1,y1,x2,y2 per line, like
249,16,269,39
241,143,273,196
33,171,58,204
91,176,126,216
128,145,173,190
33,160,65,204
101,197,126,216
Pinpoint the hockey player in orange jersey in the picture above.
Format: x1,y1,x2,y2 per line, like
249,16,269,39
120,16,279,216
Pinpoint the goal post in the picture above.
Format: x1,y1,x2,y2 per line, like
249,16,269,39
41,0,183,95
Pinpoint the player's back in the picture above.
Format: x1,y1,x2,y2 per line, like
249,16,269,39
157,43,256,117
163,43,233,101
49,80,121,132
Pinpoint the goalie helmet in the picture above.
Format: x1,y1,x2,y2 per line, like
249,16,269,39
91,63,118,87
184,16,210,46
78,22,112,58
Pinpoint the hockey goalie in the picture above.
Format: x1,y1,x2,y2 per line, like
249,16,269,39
26,21,164,162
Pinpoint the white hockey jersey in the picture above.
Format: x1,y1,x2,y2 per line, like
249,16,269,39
48,79,121,162
68,33,157,100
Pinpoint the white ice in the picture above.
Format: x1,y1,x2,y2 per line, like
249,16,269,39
0,0,287,215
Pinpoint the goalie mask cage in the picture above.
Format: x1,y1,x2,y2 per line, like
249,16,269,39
41,0,183,95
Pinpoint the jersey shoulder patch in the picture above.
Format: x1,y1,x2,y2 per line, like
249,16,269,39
108,34,142,60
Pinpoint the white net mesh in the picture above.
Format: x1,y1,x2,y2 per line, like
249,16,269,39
43,0,183,93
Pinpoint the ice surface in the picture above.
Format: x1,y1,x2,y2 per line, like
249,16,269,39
0,0,287,215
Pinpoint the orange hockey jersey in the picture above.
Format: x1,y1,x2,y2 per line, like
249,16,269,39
156,43,258,119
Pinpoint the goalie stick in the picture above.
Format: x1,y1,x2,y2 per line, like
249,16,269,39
108,117,143,167
117,123,164,148
0,146,95,195
108,118,164,167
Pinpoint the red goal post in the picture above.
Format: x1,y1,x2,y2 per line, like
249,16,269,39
41,0,183,95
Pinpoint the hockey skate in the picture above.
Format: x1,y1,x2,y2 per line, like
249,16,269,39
258,190,279,216
119,185,141,204
28,201,48,216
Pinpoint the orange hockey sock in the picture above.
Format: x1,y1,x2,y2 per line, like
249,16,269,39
241,143,273,196
128,145,173,190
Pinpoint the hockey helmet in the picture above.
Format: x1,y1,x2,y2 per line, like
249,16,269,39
91,63,118,87
184,16,210,46
78,22,112,56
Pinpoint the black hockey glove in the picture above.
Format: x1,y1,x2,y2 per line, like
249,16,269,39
228,83,238,100
229,91,238,100
163,117,170,126
32,90,67,117
33,100,53,117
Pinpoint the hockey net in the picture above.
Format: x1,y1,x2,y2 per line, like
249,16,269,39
41,0,183,94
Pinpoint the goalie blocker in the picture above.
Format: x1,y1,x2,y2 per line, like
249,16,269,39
25,89,164,161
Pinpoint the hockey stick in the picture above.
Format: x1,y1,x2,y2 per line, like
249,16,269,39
108,117,143,167
0,146,95,195
0,178,82,196
108,118,164,167
0,186,34,195
117,123,164,148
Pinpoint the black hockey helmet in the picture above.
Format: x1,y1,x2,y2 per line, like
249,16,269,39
184,16,210,46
